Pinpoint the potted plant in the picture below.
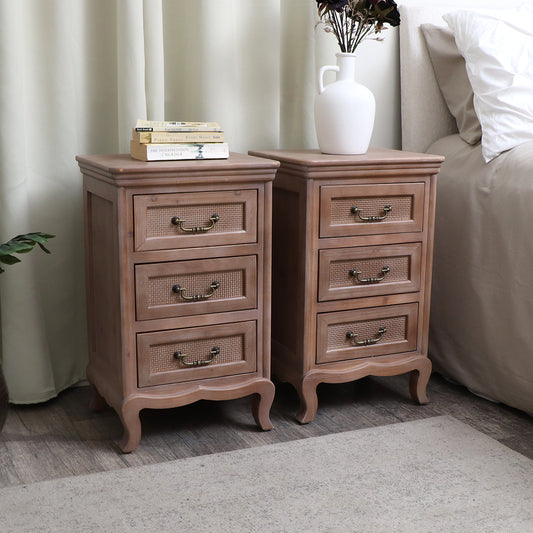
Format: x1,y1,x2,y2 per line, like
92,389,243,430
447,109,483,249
0,232,55,430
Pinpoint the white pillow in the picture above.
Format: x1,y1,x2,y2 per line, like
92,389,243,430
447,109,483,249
443,5,533,162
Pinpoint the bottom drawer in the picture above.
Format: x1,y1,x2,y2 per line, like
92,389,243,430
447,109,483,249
137,321,257,387
316,303,418,364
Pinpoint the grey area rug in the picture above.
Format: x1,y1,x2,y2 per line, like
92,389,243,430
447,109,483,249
1,416,532,532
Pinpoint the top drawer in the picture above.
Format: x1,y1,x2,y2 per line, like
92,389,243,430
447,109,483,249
319,183,425,238
134,190,258,251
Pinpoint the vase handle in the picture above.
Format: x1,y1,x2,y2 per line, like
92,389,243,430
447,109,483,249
318,65,340,94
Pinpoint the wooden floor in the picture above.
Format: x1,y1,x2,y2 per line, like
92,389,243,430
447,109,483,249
0,372,532,488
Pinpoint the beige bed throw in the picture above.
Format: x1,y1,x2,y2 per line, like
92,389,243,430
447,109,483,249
428,135,533,416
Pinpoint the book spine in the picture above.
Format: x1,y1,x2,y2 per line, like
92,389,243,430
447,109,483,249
135,119,222,132
130,141,229,161
132,129,225,143
151,131,225,143
135,126,223,132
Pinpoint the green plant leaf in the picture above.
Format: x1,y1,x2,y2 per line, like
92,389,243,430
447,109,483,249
24,232,56,243
0,232,55,273
0,254,22,265
37,243,52,254
6,241,34,254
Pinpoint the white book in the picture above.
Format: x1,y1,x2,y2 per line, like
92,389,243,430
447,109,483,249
130,141,229,161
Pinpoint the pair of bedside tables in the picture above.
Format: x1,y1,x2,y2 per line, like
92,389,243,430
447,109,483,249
77,148,443,452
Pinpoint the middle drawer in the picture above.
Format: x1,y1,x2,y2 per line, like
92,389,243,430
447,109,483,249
135,255,257,320
318,243,422,301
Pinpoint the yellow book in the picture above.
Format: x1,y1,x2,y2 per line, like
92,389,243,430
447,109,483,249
130,140,229,161
132,129,225,144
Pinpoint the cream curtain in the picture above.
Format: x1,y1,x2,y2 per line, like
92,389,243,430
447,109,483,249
0,0,400,404
0,0,321,404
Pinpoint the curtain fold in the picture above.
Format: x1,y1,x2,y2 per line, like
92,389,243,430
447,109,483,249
143,0,166,120
0,0,320,403
163,0,289,153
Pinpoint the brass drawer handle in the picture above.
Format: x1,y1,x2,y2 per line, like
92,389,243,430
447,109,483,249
171,213,220,233
174,346,220,367
349,266,390,284
350,204,392,222
346,326,387,346
172,280,220,301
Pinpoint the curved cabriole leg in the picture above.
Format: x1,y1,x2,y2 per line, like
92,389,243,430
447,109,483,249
409,358,432,404
251,380,275,431
117,403,142,453
295,376,319,424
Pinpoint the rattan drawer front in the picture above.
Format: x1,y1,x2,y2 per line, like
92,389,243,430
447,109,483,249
319,183,425,238
316,303,418,364
134,190,257,251
137,321,257,386
318,243,422,301
135,255,257,320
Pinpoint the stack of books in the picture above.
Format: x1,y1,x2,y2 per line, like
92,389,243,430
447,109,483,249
130,119,229,161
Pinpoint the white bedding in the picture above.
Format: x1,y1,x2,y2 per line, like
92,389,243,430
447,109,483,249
427,134,533,415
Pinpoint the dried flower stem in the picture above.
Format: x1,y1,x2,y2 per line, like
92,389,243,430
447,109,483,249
327,8,376,53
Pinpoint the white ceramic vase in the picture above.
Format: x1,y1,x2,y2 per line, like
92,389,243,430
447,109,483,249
314,52,376,155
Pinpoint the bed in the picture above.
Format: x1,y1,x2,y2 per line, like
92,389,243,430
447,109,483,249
399,0,533,416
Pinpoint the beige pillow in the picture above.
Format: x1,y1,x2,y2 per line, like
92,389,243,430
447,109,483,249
420,23,481,145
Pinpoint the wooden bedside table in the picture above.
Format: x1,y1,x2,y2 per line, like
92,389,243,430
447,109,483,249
77,153,279,452
249,148,443,423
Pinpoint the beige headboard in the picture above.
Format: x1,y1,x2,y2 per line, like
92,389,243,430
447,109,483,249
398,0,524,153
